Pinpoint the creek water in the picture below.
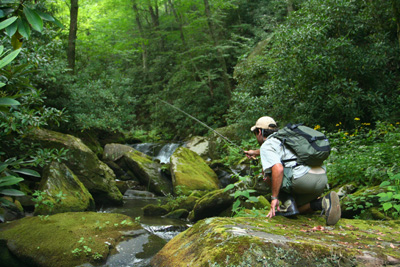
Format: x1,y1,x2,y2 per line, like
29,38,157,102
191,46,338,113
131,143,181,164
96,193,191,267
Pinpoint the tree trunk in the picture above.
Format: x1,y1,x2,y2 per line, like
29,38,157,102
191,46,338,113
287,0,294,14
133,1,148,72
67,0,78,72
393,0,400,48
203,0,231,97
168,0,185,46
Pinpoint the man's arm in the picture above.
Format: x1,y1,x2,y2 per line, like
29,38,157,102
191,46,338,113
244,149,260,159
267,163,284,218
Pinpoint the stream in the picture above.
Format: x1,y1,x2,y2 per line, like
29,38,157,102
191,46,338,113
96,192,191,267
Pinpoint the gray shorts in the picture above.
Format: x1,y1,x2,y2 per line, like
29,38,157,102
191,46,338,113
291,172,328,206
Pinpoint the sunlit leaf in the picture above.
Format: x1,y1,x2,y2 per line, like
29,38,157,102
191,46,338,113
0,16,17,30
382,202,392,211
223,184,235,192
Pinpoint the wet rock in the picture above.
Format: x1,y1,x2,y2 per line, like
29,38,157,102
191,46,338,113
25,128,123,206
188,189,234,222
124,189,156,199
170,147,220,196
35,162,95,215
122,150,173,196
164,209,189,219
0,212,141,267
143,204,169,216
151,216,400,267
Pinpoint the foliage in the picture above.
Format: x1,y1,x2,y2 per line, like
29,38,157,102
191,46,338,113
378,171,400,219
224,172,260,216
32,190,66,214
229,0,400,132
327,121,400,187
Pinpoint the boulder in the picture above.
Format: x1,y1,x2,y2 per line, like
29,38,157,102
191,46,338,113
151,216,400,267
103,143,135,162
25,128,123,206
170,147,220,196
34,162,95,215
0,212,141,267
122,150,173,196
185,136,211,159
188,189,234,222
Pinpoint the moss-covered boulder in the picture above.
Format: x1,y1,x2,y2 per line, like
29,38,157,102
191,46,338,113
0,212,141,267
170,147,220,196
188,189,234,222
34,162,95,215
151,215,400,267
26,128,123,206
103,143,135,161
122,150,172,196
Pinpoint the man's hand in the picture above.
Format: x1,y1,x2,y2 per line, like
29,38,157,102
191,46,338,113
244,149,260,159
267,199,280,218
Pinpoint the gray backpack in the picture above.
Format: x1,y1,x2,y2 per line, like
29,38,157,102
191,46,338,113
272,123,331,167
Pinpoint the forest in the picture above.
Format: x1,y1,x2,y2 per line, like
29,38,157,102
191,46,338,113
0,0,400,265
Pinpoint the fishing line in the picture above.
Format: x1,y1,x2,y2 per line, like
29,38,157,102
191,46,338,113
158,98,244,152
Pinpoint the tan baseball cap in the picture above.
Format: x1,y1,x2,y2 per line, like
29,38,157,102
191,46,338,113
250,116,277,131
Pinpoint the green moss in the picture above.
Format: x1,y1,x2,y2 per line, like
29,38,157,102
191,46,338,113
0,212,141,267
171,147,219,196
152,215,400,266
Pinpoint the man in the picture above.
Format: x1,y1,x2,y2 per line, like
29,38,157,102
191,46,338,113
245,116,341,226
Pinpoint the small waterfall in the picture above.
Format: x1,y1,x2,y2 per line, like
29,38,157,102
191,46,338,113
153,143,180,164
131,143,181,164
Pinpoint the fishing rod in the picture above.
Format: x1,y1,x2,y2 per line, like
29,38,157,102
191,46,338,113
158,98,244,152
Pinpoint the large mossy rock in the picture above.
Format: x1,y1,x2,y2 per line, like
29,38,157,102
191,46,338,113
0,212,141,267
170,147,220,196
188,189,234,222
122,150,172,196
103,143,135,161
26,128,123,206
35,162,95,215
151,216,400,267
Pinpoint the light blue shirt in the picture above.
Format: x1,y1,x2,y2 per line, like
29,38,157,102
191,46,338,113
260,135,310,179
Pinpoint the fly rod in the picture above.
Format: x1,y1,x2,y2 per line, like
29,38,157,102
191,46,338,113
158,99,244,152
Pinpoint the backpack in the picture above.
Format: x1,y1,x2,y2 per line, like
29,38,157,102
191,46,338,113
272,123,331,167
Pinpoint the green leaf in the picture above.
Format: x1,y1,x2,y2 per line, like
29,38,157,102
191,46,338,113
0,16,17,30
0,10,4,19
52,17,64,29
0,188,25,196
23,7,43,32
5,20,18,37
17,18,30,40
223,184,235,192
246,196,259,203
0,176,24,187
232,199,240,211
380,181,391,187
394,205,400,212
14,168,40,177
35,10,55,22
0,98,20,106
0,48,21,69
0,82,4,88
382,202,393,211
0,45,3,55
0,163,7,173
